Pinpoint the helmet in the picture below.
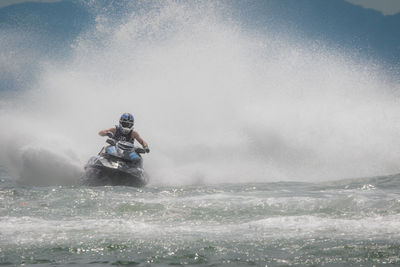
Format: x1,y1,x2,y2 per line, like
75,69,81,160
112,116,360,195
119,113,134,134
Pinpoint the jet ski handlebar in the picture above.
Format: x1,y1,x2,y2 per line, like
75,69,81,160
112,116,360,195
106,132,114,138
106,138,116,146
135,147,146,154
105,132,117,146
104,134,147,154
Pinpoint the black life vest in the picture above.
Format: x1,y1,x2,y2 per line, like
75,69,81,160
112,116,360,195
114,125,134,143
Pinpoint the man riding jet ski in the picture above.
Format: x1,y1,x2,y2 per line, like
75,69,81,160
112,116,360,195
83,113,150,187
98,113,150,152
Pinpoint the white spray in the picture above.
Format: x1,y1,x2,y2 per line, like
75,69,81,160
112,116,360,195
0,1,399,185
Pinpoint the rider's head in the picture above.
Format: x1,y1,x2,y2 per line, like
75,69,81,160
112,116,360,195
119,113,134,134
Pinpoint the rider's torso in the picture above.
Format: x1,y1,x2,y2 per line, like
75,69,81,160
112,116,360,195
114,125,134,143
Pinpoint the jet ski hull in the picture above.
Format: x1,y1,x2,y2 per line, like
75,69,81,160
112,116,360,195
83,155,148,187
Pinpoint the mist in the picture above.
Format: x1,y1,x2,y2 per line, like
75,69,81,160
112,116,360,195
0,0,399,186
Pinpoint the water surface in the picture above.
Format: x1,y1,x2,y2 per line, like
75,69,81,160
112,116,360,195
1,171,399,265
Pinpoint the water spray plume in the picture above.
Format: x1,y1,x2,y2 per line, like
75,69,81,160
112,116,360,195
0,1,399,185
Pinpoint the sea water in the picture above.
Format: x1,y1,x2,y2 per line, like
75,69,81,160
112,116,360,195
1,170,399,265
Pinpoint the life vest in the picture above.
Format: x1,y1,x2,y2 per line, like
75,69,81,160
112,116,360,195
114,125,134,143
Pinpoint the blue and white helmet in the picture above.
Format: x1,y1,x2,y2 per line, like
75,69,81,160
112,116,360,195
119,113,134,134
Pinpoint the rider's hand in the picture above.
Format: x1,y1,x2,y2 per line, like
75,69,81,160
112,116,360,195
106,132,114,138
144,145,150,153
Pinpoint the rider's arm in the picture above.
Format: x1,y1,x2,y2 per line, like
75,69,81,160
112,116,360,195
98,127,116,136
132,131,148,148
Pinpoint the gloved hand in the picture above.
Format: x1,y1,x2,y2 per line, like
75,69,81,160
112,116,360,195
144,145,150,153
106,132,114,138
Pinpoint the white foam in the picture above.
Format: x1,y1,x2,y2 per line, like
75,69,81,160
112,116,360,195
2,213,399,246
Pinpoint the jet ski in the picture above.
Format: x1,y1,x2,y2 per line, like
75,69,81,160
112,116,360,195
83,134,149,187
